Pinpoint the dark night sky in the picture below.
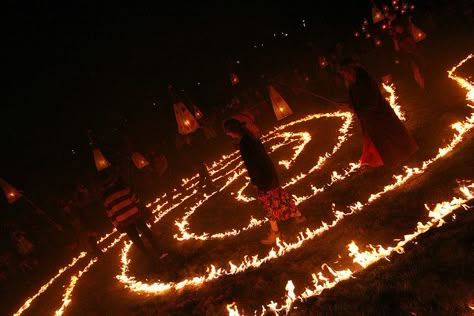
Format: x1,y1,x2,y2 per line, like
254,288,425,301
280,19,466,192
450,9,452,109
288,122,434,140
2,1,367,197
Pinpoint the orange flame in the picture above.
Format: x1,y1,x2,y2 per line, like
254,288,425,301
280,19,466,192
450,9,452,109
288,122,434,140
13,54,474,316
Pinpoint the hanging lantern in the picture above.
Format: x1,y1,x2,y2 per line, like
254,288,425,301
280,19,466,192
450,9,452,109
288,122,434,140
131,152,150,169
0,178,22,204
268,85,293,121
230,72,240,85
173,101,200,135
192,104,204,120
372,6,384,23
410,22,426,42
93,148,111,171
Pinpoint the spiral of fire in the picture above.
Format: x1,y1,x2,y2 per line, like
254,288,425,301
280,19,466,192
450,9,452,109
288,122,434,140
12,54,474,316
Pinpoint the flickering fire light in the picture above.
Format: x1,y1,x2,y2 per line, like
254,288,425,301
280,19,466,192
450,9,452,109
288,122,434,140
173,111,353,241
255,182,473,315
12,54,473,316
226,54,474,314
13,253,88,316
54,257,99,316
118,57,474,298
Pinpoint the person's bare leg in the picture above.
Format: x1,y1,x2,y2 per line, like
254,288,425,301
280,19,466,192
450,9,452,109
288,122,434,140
261,220,280,245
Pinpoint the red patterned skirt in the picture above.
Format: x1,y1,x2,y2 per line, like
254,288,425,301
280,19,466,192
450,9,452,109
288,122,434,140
257,187,300,221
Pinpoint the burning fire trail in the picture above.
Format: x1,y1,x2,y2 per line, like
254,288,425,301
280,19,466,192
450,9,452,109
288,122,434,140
53,235,125,316
174,112,355,240
13,253,87,316
116,54,474,306
382,82,406,121
172,85,403,240
227,54,474,315
54,257,98,316
13,234,125,316
260,182,473,315
12,55,473,316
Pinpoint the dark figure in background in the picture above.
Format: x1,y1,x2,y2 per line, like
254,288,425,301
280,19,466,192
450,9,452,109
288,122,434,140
60,197,101,256
390,17,425,90
337,58,418,170
99,170,159,259
223,118,306,245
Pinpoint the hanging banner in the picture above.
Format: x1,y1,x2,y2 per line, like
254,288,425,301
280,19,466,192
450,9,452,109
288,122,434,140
268,85,293,121
174,102,200,135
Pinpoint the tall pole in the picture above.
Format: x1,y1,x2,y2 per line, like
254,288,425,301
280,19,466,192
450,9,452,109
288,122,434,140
276,81,340,106
21,194,63,231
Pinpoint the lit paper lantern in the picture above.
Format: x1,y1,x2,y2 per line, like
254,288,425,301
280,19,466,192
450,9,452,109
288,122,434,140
131,152,150,169
174,101,200,135
372,6,384,23
192,104,204,120
410,22,426,42
230,73,240,85
0,178,22,204
93,148,111,171
268,85,293,121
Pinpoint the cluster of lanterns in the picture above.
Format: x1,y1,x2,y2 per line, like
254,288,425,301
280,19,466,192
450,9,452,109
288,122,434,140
93,82,295,173
354,0,424,47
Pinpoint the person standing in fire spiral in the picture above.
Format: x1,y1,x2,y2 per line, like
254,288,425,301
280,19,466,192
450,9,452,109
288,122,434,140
223,118,306,245
337,58,418,171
